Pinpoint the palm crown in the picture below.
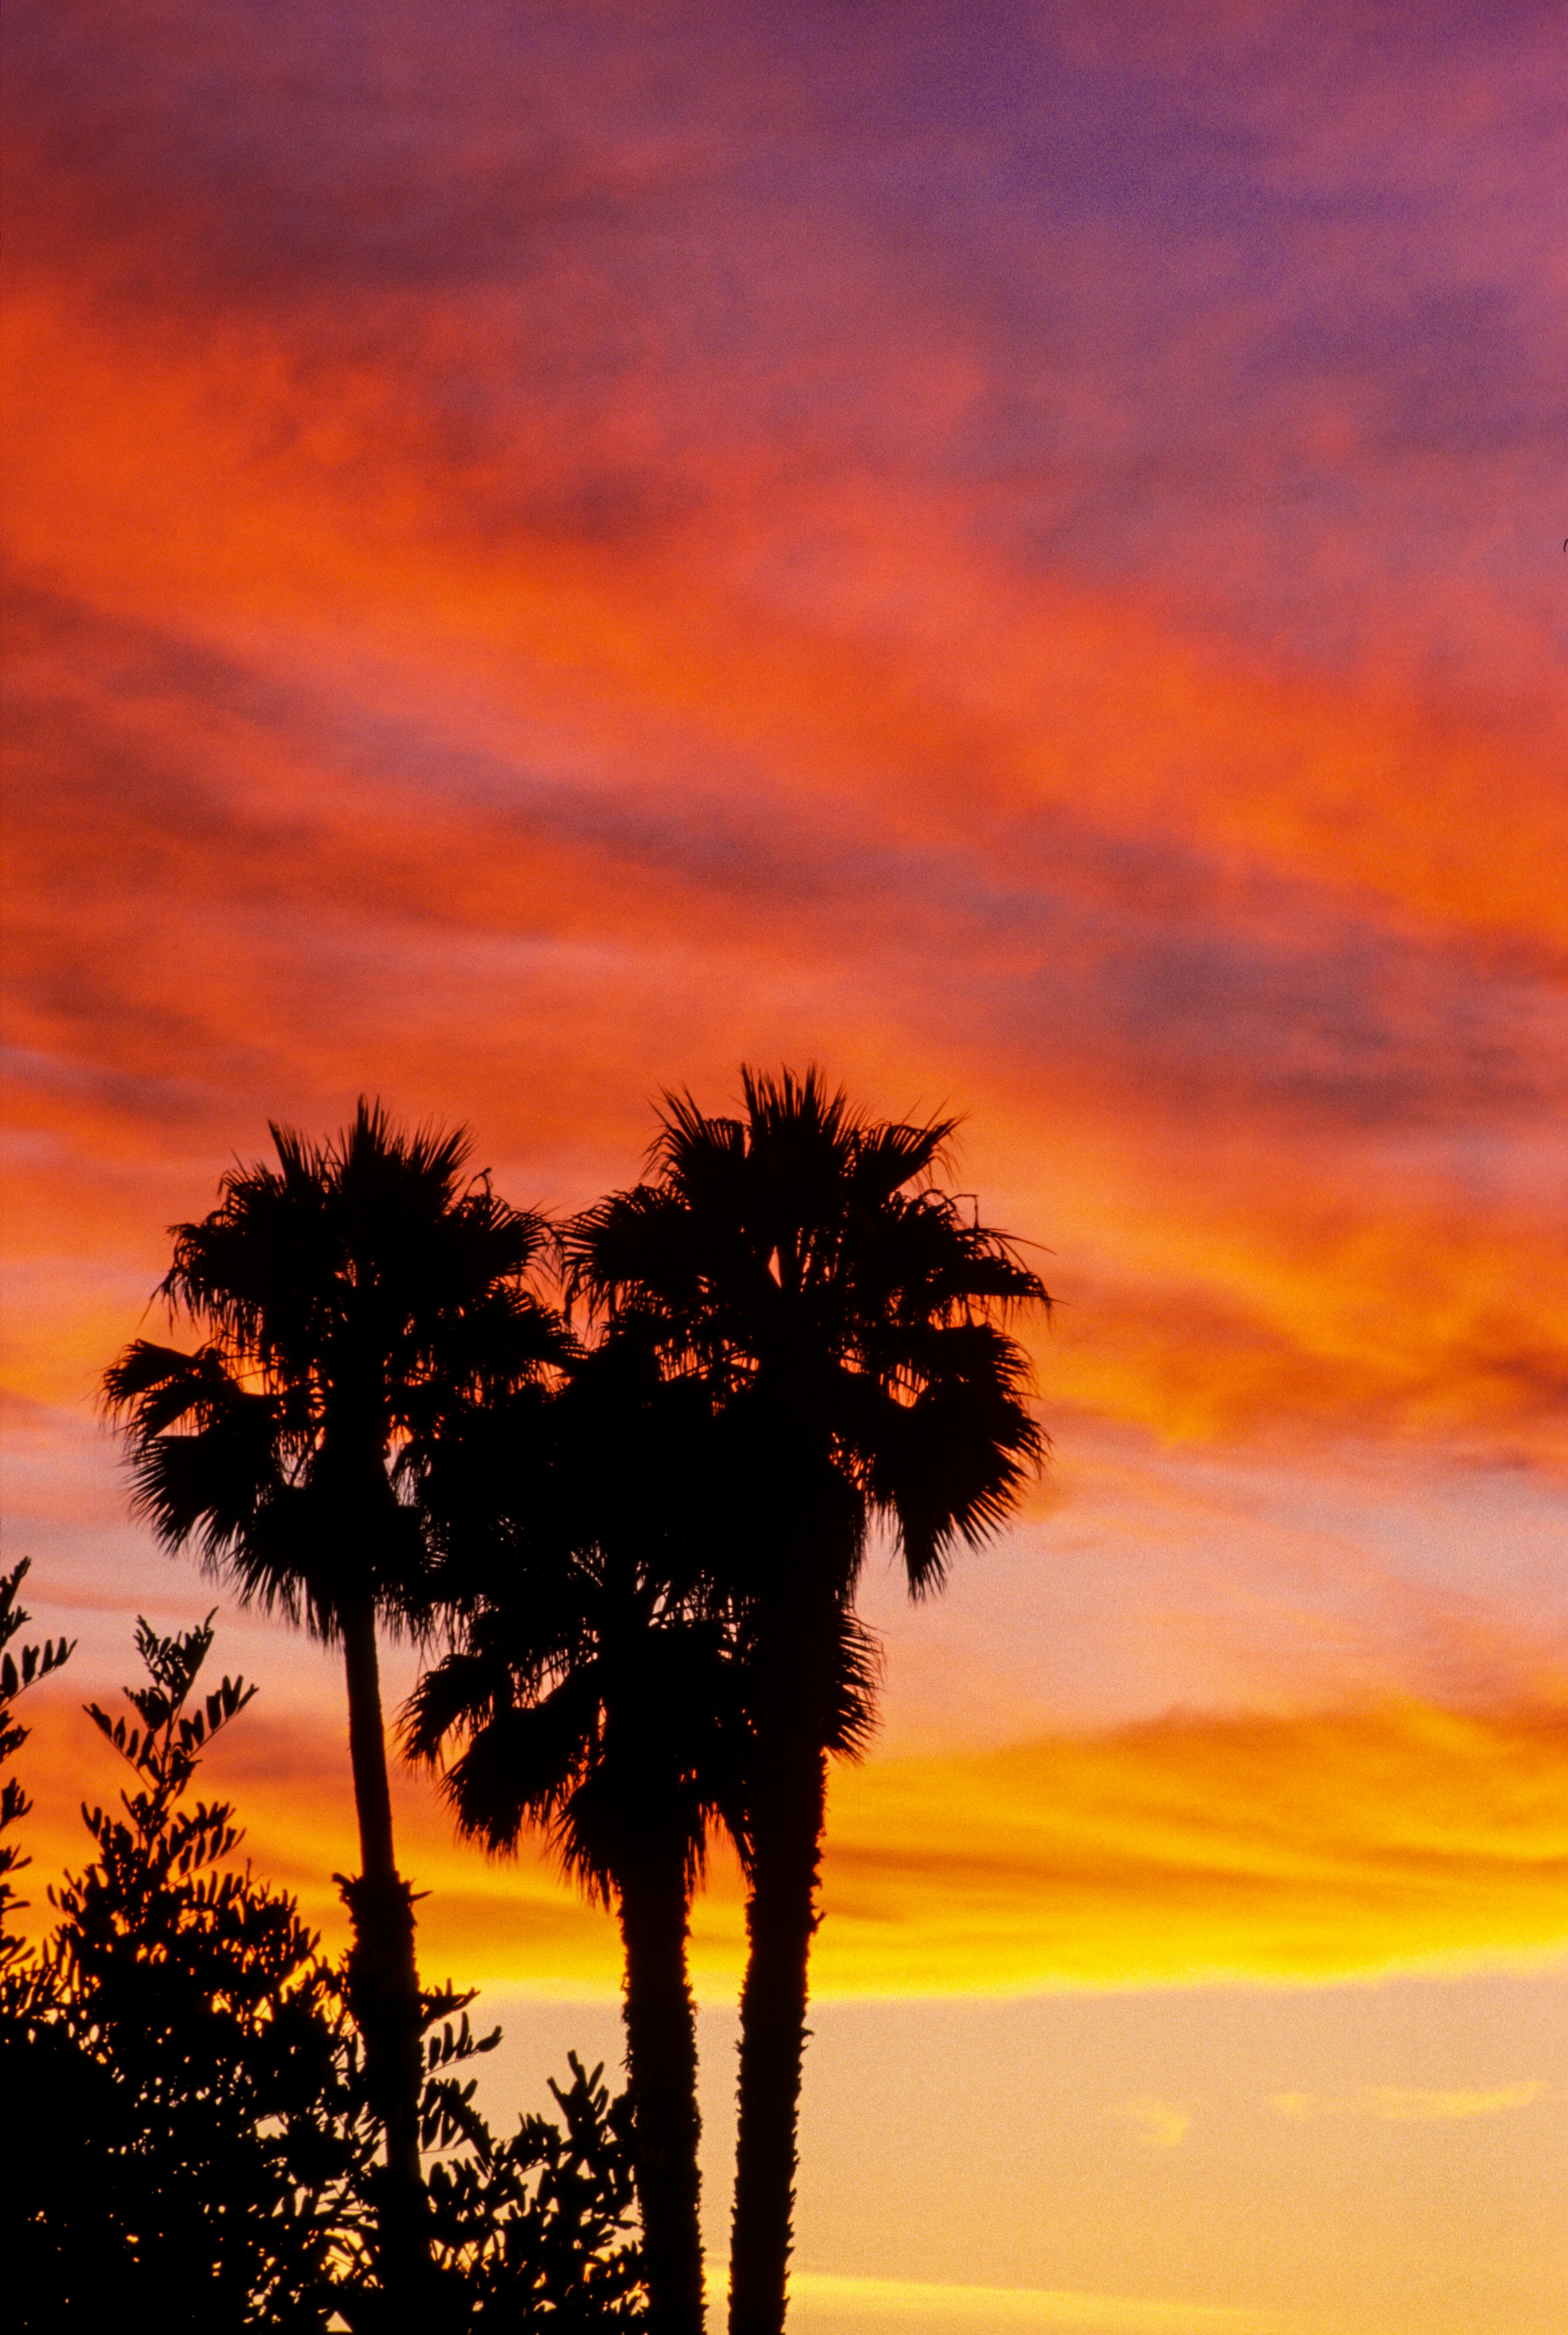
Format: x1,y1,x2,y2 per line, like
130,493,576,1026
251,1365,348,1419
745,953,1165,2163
406,1554,749,1896
565,1064,1048,1599
103,1099,565,1637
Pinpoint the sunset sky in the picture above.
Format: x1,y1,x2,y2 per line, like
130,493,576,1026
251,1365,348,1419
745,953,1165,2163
3,4,1566,2329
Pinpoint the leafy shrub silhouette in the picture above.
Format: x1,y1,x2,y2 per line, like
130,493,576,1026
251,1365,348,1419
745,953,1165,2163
0,1573,645,2330
0,1558,73,1970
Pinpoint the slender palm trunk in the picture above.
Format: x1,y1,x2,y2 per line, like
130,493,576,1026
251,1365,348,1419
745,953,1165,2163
727,1738,827,2335
618,1843,707,2334
340,1593,429,2289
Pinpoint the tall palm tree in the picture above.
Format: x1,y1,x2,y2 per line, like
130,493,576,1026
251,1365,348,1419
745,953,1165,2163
565,1067,1048,2335
403,1521,746,2335
101,1099,565,2295
406,1337,875,2335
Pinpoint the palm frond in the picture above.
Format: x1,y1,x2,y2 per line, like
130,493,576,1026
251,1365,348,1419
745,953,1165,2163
437,1672,607,1868
563,1062,1049,1638
107,1102,567,1641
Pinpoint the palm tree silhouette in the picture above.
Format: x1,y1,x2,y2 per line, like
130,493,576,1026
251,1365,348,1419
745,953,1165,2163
404,1410,720,2328
565,1067,1048,2335
101,1099,564,2296
408,1573,738,2335
405,1339,866,2335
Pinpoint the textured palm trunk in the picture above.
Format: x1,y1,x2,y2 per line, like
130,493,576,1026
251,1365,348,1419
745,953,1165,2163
727,1735,828,2335
618,1843,708,2334
340,1592,430,2292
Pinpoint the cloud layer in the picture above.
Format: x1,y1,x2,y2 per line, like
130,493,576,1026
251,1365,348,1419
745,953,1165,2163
3,0,1566,2050
16,1687,1566,1995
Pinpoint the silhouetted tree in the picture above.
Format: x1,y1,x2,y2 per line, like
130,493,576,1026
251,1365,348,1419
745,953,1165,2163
0,1600,646,2330
566,1068,1047,2335
423,2047,645,2328
101,1100,568,2295
406,1347,762,2335
2,1610,369,2326
0,1559,74,1971
0,1559,79,2322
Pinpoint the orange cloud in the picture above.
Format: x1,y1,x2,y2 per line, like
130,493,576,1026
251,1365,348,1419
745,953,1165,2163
809,1700,1568,1996
8,257,1566,965
7,241,1566,1466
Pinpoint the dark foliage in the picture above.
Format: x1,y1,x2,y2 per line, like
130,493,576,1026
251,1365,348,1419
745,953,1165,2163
0,1607,645,2331
1,1611,368,2326
0,1559,75,1972
421,2053,644,2328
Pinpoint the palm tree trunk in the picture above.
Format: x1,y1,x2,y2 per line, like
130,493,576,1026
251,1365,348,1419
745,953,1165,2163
618,1844,707,2334
727,1738,827,2335
340,1591,429,2289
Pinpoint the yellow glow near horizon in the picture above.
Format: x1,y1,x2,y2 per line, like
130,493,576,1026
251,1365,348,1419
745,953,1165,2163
779,2274,1284,2331
16,1691,1568,1998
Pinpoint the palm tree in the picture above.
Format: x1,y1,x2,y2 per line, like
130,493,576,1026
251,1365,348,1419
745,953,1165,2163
403,1512,744,2332
407,1337,871,2335
101,1099,565,2295
564,1067,1048,2335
